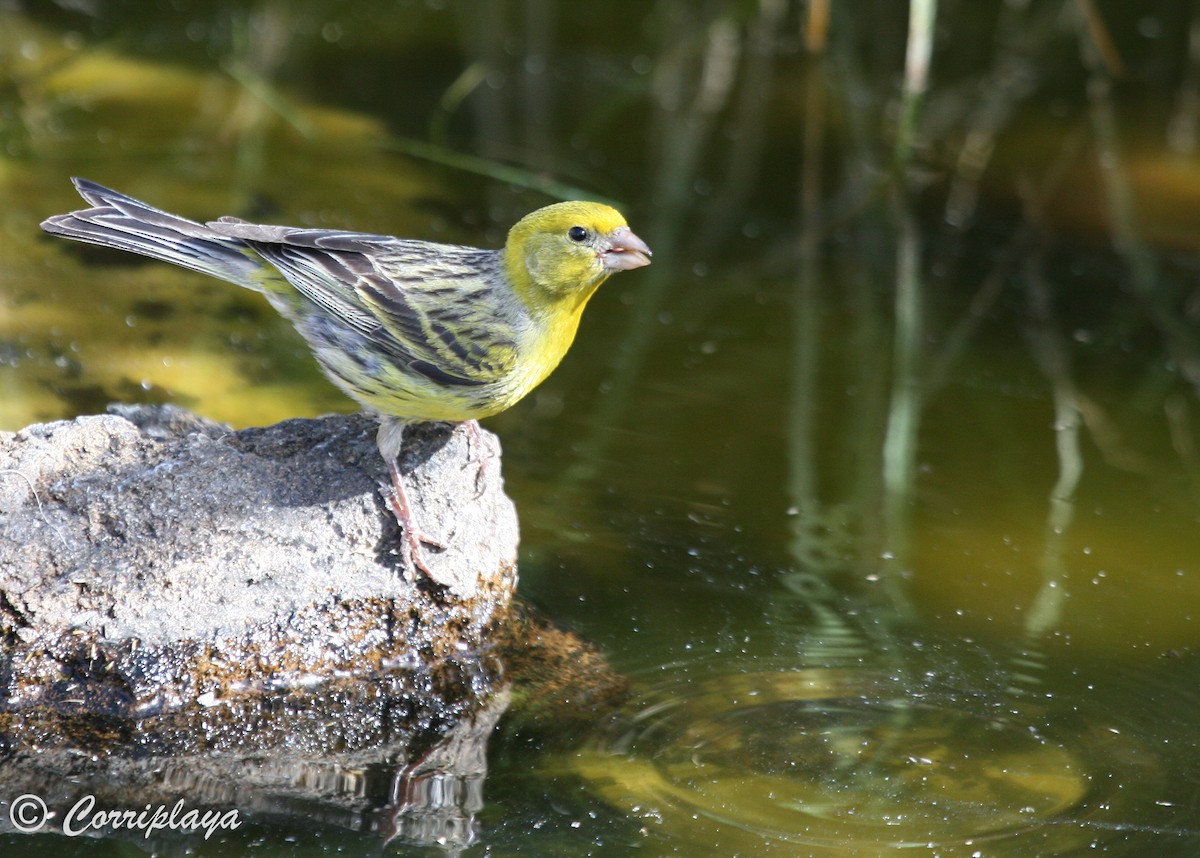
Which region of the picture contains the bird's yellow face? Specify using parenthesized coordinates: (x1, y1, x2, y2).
(504, 201, 651, 317)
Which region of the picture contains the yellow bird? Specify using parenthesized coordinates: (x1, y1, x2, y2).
(42, 179, 651, 576)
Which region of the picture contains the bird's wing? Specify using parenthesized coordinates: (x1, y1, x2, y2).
(208, 221, 520, 386)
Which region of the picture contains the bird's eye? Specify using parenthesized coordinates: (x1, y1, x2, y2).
(568, 226, 589, 243)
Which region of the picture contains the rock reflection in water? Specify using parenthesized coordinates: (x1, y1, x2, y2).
(0, 668, 505, 851)
(0, 611, 627, 852)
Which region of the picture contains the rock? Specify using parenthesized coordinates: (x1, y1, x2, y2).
(0, 404, 519, 720)
(0, 407, 632, 848)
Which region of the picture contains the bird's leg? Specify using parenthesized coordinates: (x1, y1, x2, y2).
(377, 420, 445, 578)
(382, 457, 446, 577)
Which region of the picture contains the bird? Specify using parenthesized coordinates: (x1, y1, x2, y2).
(41, 178, 651, 578)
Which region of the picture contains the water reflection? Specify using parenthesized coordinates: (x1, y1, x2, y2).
(1, 682, 505, 852)
(0, 608, 627, 854)
(7, 1, 1200, 855)
(574, 640, 1200, 856)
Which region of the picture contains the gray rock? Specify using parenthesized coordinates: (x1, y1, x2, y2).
(0, 406, 630, 852)
(0, 404, 519, 718)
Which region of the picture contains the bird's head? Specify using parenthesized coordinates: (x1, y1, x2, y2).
(505, 201, 651, 315)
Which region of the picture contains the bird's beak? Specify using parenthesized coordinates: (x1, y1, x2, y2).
(602, 226, 652, 272)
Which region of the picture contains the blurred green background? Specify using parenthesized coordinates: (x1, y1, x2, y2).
(6, 0, 1200, 854)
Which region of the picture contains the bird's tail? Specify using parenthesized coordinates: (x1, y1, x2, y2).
(41, 178, 266, 291)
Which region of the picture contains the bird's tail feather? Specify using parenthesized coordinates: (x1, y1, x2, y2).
(41, 178, 266, 291)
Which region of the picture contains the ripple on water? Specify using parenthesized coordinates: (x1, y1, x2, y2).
(573, 660, 1185, 856)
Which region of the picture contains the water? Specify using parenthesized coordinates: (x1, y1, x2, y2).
(4, 1, 1200, 854)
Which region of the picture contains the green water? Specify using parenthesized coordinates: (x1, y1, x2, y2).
(5, 1, 1200, 854)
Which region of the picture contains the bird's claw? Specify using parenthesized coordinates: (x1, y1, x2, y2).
(399, 528, 445, 579)
(462, 420, 495, 498)
(380, 480, 445, 579)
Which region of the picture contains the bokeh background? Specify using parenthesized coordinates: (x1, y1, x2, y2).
(6, 1, 1200, 854)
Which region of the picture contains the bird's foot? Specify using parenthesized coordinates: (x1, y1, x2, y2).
(379, 444, 447, 581)
(462, 419, 495, 498)
(380, 480, 446, 578)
